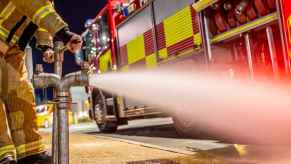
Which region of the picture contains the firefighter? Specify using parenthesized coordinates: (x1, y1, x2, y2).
(0, 0, 82, 163)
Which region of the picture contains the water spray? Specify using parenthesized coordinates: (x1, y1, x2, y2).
(89, 69, 291, 146)
(33, 41, 89, 164)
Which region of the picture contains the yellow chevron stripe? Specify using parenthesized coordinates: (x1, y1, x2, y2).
(127, 35, 145, 64)
(164, 6, 193, 47)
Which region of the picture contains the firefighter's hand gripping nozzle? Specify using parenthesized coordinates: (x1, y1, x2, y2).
(33, 41, 89, 164)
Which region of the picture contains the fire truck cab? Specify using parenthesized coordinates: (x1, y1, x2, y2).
(83, 0, 291, 133)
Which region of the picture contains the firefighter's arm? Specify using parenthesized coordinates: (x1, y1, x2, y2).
(11, 0, 82, 52)
(11, 0, 66, 36)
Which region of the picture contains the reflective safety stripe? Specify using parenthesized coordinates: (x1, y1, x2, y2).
(16, 140, 45, 155)
(0, 2, 16, 24)
(32, 5, 55, 25)
(127, 35, 145, 64)
(0, 27, 9, 40)
(0, 26, 18, 44)
(0, 2, 18, 44)
(192, 0, 218, 12)
(0, 145, 16, 158)
(38, 28, 47, 32)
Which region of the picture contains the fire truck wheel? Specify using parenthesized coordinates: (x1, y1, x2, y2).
(92, 89, 118, 133)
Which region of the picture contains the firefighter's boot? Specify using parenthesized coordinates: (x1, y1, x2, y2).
(18, 152, 52, 164)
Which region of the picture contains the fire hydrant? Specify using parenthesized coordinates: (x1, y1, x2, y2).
(33, 41, 89, 164)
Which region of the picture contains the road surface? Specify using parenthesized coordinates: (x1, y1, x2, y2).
(41, 118, 291, 164)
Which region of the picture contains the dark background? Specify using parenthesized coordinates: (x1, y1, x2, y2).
(34, 0, 106, 103)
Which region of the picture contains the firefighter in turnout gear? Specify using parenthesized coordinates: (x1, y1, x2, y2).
(0, 0, 82, 163)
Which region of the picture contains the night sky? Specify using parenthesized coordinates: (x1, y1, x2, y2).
(34, 0, 106, 103)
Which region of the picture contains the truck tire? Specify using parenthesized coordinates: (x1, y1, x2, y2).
(92, 89, 118, 133)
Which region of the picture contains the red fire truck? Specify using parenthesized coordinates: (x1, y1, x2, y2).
(83, 0, 291, 133)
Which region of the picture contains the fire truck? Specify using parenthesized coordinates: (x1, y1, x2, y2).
(82, 0, 291, 133)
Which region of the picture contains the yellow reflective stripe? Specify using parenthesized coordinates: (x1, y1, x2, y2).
(0, 27, 8, 39)
(0, 2, 16, 24)
(0, 3, 19, 44)
(32, 5, 55, 25)
(0, 26, 18, 44)
(38, 28, 47, 32)
(192, 0, 218, 12)
(0, 145, 16, 157)
(0, 3, 17, 44)
(211, 13, 278, 43)
(16, 140, 45, 155)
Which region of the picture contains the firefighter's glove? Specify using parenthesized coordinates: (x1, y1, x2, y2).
(55, 27, 83, 53)
(42, 48, 55, 63)
(67, 34, 82, 53)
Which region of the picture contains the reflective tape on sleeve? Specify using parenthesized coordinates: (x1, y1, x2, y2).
(32, 5, 55, 25)
(0, 145, 16, 158)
